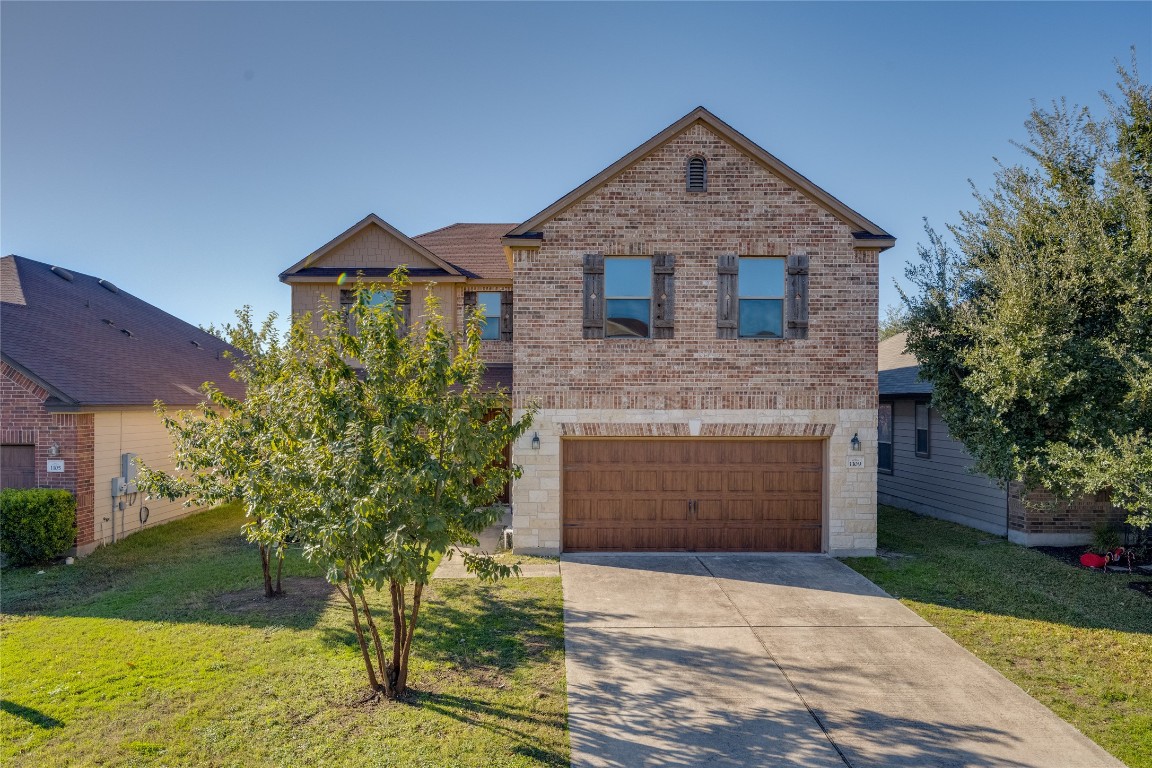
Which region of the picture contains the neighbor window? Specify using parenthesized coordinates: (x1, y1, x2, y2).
(878, 402, 893, 473)
(604, 257, 652, 338)
(476, 291, 501, 340)
(737, 257, 785, 338)
(915, 401, 930, 457)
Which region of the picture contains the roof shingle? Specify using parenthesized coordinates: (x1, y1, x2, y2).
(1, 255, 244, 408)
(878, 331, 933, 397)
(413, 223, 516, 282)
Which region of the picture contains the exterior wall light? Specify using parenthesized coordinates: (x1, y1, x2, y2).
(47, 442, 60, 457)
(850, 433, 862, 451)
(530, 432, 541, 450)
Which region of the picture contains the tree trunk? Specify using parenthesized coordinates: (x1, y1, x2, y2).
(358, 593, 390, 697)
(274, 546, 284, 595)
(259, 542, 274, 598)
(337, 578, 381, 693)
(396, 581, 423, 695)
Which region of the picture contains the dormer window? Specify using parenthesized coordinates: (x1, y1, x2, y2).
(686, 156, 707, 192)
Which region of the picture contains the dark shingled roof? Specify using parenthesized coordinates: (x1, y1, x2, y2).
(878, 331, 933, 397)
(1, 255, 243, 408)
(413, 223, 516, 282)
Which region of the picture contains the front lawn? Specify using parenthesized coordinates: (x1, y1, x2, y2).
(0, 505, 568, 767)
(843, 506, 1152, 768)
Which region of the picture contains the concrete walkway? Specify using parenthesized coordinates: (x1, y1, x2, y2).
(562, 554, 1124, 768)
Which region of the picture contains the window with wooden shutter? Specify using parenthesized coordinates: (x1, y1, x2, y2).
(341, 288, 410, 335)
(737, 257, 785, 338)
(500, 291, 513, 341)
(687, 156, 707, 192)
(605, 257, 653, 338)
(716, 254, 738, 339)
(582, 253, 605, 339)
(652, 253, 675, 339)
(784, 254, 810, 340)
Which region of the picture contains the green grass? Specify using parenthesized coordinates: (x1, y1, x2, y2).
(843, 506, 1152, 768)
(1, 505, 568, 767)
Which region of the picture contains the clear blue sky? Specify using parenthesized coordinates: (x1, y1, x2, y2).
(3, 2, 1148, 330)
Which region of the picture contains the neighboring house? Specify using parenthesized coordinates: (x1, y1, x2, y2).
(0, 255, 243, 556)
(878, 332, 1124, 546)
(281, 107, 895, 556)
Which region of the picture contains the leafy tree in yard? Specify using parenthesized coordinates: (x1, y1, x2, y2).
(900, 55, 1152, 531)
(142, 272, 533, 698)
(138, 309, 296, 597)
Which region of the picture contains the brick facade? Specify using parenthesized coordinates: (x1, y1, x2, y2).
(512, 124, 878, 413)
(510, 122, 882, 556)
(1008, 483, 1128, 546)
(0, 361, 96, 550)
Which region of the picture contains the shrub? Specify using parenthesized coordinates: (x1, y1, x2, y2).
(0, 488, 76, 566)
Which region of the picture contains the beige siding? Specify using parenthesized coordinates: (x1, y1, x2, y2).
(292, 281, 461, 335)
(93, 409, 207, 546)
(311, 224, 440, 270)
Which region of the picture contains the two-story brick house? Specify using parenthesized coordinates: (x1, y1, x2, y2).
(280, 107, 894, 557)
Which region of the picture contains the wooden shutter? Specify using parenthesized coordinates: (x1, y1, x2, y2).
(784, 254, 810, 340)
(583, 253, 605, 339)
(399, 290, 412, 333)
(716, 254, 738, 339)
(463, 291, 478, 336)
(652, 254, 675, 339)
(500, 291, 513, 341)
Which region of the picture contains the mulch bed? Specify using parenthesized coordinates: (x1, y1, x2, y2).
(1033, 545, 1152, 601)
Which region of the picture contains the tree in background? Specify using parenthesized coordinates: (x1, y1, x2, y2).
(901, 55, 1152, 531)
(138, 309, 296, 597)
(141, 272, 533, 698)
(878, 303, 909, 341)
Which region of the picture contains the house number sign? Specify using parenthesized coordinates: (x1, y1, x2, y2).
(47, 460, 65, 473)
(846, 457, 864, 469)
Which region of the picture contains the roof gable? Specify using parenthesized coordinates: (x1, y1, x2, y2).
(506, 107, 894, 248)
(280, 213, 463, 280)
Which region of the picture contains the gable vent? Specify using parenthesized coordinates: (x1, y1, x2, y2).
(98, 278, 119, 294)
(686, 156, 707, 192)
(50, 265, 75, 281)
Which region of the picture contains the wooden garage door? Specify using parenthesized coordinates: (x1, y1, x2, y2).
(563, 439, 823, 552)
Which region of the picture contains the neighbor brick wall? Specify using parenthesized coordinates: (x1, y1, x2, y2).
(512, 122, 879, 412)
(1009, 483, 1127, 543)
(0, 361, 95, 549)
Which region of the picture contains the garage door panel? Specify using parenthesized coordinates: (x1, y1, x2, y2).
(660, 500, 689, 522)
(695, 471, 724, 493)
(563, 439, 823, 553)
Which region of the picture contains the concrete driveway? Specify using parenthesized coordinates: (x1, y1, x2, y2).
(561, 554, 1123, 768)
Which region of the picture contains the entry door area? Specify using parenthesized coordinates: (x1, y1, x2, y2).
(562, 438, 824, 552)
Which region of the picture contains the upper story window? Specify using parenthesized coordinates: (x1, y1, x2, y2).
(465, 290, 513, 341)
(476, 291, 502, 340)
(687, 156, 707, 192)
(878, 402, 894, 473)
(604, 257, 652, 338)
(737, 257, 785, 338)
(915, 401, 931, 457)
(341, 288, 410, 334)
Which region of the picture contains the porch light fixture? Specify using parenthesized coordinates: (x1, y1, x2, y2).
(850, 433, 862, 451)
(47, 442, 60, 457)
(530, 432, 541, 450)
